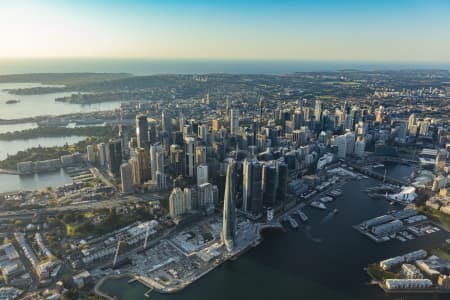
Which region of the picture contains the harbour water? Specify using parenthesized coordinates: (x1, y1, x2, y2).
(0, 122, 38, 134)
(0, 83, 122, 119)
(0, 170, 72, 194)
(100, 164, 449, 300)
(0, 136, 86, 161)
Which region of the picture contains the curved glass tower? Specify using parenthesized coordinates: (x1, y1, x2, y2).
(222, 160, 236, 252)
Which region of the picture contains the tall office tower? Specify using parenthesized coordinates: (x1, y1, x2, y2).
(222, 160, 237, 252)
(136, 114, 149, 149)
(169, 187, 185, 218)
(156, 170, 166, 189)
(343, 101, 351, 115)
(226, 96, 231, 120)
(184, 136, 196, 177)
(398, 121, 408, 141)
(172, 131, 183, 146)
(156, 150, 164, 174)
(120, 162, 133, 194)
(179, 111, 186, 131)
(119, 124, 129, 158)
(107, 139, 123, 176)
(129, 157, 141, 185)
(242, 159, 263, 215)
(135, 147, 150, 182)
(335, 135, 347, 158)
(345, 132, 356, 155)
(230, 108, 240, 135)
(344, 113, 353, 130)
(293, 108, 304, 129)
(148, 120, 158, 144)
(197, 164, 208, 186)
(150, 143, 163, 182)
(303, 107, 311, 123)
(183, 187, 193, 211)
(182, 124, 192, 137)
(262, 164, 278, 206)
(314, 99, 323, 125)
(198, 182, 214, 208)
(419, 120, 430, 136)
(162, 110, 172, 138)
(375, 106, 384, 123)
(86, 145, 95, 162)
(170, 144, 185, 176)
(212, 119, 221, 132)
(97, 143, 106, 166)
(277, 162, 288, 203)
(318, 131, 328, 144)
(354, 138, 366, 157)
(258, 97, 264, 131)
(198, 124, 208, 142)
(408, 113, 416, 130)
(195, 145, 207, 166)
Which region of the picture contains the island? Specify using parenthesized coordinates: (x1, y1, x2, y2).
(5, 99, 20, 104)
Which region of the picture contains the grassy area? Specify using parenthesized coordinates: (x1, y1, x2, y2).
(62, 208, 153, 237)
(367, 263, 402, 281)
(430, 244, 450, 261)
(417, 205, 450, 231)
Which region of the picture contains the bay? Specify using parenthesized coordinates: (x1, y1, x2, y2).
(101, 164, 448, 300)
(0, 83, 122, 119)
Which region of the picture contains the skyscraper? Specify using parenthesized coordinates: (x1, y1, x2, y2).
(314, 99, 323, 127)
(107, 139, 122, 176)
(150, 143, 164, 182)
(136, 114, 149, 150)
(230, 108, 240, 135)
(222, 160, 237, 252)
(120, 162, 133, 194)
(169, 187, 185, 218)
(128, 157, 141, 185)
(162, 110, 172, 143)
(119, 124, 129, 158)
(97, 143, 106, 166)
(86, 145, 95, 162)
(135, 147, 150, 182)
(197, 164, 208, 186)
(335, 135, 347, 158)
(184, 136, 196, 177)
(242, 159, 263, 215)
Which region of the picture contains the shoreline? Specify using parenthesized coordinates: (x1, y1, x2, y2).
(94, 222, 283, 299)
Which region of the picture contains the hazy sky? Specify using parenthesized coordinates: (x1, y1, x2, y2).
(1, 0, 450, 61)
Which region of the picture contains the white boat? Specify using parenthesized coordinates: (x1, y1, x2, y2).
(310, 201, 327, 210)
(297, 210, 308, 222)
(319, 196, 333, 203)
(287, 216, 299, 229)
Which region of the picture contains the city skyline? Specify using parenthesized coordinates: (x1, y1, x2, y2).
(1, 0, 450, 62)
